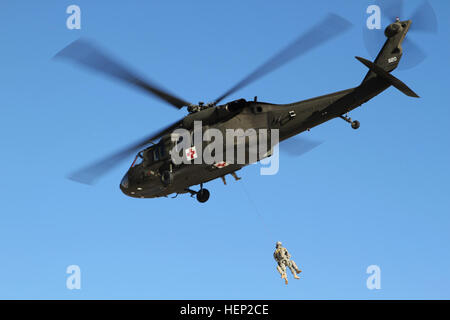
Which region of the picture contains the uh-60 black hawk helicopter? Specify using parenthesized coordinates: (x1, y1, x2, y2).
(56, 13, 423, 203)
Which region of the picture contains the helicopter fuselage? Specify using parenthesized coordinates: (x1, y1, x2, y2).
(115, 19, 414, 201)
(120, 77, 390, 199)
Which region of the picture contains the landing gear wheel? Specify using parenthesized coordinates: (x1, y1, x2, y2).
(340, 114, 360, 130)
(196, 188, 210, 203)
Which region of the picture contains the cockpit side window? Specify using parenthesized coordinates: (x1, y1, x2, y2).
(153, 144, 166, 161)
(141, 143, 167, 165)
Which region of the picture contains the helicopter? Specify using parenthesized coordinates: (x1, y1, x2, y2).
(55, 13, 423, 203)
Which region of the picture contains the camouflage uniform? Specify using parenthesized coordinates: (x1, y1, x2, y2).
(273, 241, 301, 284)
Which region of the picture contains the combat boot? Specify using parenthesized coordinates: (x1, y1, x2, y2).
(281, 273, 288, 285)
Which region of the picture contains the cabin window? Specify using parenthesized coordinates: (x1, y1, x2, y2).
(160, 145, 166, 157)
(252, 106, 263, 113)
(153, 148, 160, 161)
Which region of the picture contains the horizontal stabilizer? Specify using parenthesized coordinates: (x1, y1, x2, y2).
(356, 56, 420, 98)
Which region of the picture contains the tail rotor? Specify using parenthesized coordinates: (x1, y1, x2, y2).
(362, 0, 438, 70)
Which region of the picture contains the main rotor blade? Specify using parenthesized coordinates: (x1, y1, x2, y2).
(54, 39, 191, 109)
(68, 119, 183, 185)
(362, 25, 387, 60)
(213, 14, 352, 105)
(280, 136, 323, 157)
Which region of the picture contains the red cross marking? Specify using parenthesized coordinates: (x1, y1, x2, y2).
(187, 148, 196, 159)
(215, 161, 228, 168)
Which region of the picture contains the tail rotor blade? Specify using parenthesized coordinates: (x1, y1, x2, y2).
(377, 0, 404, 22)
(410, 0, 438, 34)
(364, 0, 436, 69)
(362, 25, 386, 59)
(398, 37, 427, 70)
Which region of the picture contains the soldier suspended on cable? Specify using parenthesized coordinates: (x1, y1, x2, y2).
(273, 241, 302, 285)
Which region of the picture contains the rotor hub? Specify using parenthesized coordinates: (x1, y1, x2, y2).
(187, 101, 216, 113)
(385, 21, 403, 38)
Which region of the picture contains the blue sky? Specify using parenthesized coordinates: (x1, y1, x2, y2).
(0, 0, 449, 299)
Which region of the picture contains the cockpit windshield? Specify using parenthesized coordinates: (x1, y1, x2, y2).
(131, 143, 166, 168)
(131, 151, 144, 168)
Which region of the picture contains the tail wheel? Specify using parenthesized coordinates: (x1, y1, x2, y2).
(351, 120, 360, 130)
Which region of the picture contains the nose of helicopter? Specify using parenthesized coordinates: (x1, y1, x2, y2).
(119, 172, 165, 199)
(119, 172, 148, 198)
(120, 173, 130, 195)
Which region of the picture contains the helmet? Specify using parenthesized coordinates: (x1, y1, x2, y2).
(276, 241, 282, 248)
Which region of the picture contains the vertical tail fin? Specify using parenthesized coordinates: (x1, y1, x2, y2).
(362, 19, 412, 83)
